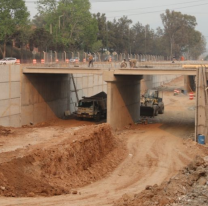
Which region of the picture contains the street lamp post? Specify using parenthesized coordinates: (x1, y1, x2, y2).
(54, 51, 57, 63)
(43, 51, 46, 63)
(64, 51, 66, 62)
(59, 15, 64, 31)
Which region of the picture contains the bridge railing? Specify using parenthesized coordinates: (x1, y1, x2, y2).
(14, 51, 167, 64)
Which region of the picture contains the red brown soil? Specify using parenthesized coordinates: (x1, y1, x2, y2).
(0, 124, 126, 197)
(114, 153, 208, 206)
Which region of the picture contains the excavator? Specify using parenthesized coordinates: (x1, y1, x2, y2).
(140, 89, 164, 117)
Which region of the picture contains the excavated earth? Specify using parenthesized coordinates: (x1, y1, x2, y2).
(0, 124, 126, 197)
(0, 75, 208, 206)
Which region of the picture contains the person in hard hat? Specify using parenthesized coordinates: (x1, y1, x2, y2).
(129, 58, 137, 68)
(88, 54, 94, 67)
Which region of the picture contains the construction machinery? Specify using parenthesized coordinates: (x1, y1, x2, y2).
(74, 92, 107, 121)
(140, 89, 164, 117)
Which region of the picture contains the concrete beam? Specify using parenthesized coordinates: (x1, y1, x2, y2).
(24, 66, 198, 76)
(114, 68, 197, 75)
(23, 67, 103, 75)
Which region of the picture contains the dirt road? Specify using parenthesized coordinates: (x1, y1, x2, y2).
(0, 76, 207, 206)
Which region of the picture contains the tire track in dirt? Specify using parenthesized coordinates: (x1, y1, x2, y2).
(1, 123, 200, 206)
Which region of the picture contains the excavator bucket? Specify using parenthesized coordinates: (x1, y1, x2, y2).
(140, 106, 155, 117)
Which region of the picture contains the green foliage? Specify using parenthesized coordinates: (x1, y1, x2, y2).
(160, 9, 205, 58)
(0, 0, 30, 57)
(29, 28, 53, 52)
(1, 1, 206, 60)
(204, 55, 208, 61)
(91, 40, 103, 53)
(34, 0, 97, 51)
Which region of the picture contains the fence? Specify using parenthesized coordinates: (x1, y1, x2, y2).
(30, 51, 165, 64)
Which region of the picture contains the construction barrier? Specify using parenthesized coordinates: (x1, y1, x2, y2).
(189, 92, 194, 100)
(65, 59, 69, 63)
(41, 59, 45, 64)
(33, 59, 37, 64)
(16, 59, 20, 64)
(83, 58, 86, 63)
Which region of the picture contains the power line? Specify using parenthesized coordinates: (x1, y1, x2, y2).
(92, 0, 208, 13)
(106, 2, 208, 18)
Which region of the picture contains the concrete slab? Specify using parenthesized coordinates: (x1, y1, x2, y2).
(21, 105, 34, 125)
(9, 114, 21, 127)
(0, 66, 9, 82)
(11, 65, 21, 81)
(10, 98, 21, 115)
(11, 82, 21, 98)
(0, 99, 10, 117)
(0, 83, 10, 100)
(0, 116, 10, 127)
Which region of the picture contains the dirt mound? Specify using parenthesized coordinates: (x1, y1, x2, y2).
(0, 126, 13, 136)
(0, 124, 126, 197)
(114, 155, 208, 206)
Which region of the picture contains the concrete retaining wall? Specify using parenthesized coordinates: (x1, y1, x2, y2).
(21, 73, 70, 125)
(0, 65, 21, 127)
(141, 75, 181, 94)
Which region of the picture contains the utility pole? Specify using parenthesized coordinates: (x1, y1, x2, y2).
(145, 25, 147, 56)
(50, 24, 52, 34)
(106, 22, 108, 52)
(59, 15, 64, 31)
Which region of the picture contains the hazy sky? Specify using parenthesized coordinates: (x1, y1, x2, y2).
(25, 0, 208, 42)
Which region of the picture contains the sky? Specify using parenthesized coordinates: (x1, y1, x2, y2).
(25, 0, 208, 47)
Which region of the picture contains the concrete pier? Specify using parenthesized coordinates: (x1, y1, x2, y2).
(103, 71, 143, 129)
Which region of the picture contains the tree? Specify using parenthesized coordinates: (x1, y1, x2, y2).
(161, 10, 198, 58)
(0, 0, 30, 57)
(29, 28, 53, 53)
(187, 32, 206, 59)
(34, 0, 98, 51)
(106, 16, 132, 54)
(93, 13, 108, 51)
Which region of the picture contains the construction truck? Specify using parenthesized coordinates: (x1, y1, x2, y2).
(140, 89, 164, 117)
(74, 92, 107, 121)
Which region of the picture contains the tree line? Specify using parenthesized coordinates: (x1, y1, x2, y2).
(0, 0, 206, 60)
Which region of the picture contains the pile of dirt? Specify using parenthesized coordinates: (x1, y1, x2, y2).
(114, 155, 208, 206)
(0, 124, 127, 197)
(0, 126, 13, 136)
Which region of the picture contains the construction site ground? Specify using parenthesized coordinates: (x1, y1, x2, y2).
(0, 76, 208, 206)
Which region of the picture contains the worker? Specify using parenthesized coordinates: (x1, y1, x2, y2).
(88, 54, 94, 67)
(120, 58, 127, 68)
(172, 56, 176, 63)
(128, 58, 137, 68)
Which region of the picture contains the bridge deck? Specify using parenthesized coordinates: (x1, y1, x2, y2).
(23, 66, 201, 75)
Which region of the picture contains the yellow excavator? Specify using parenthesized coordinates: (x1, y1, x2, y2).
(140, 89, 164, 117)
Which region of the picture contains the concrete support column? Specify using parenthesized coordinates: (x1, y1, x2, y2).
(195, 67, 207, 142)
(103, 71, 143, 129)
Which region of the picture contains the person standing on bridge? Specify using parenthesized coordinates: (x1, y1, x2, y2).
(88, 54, 94, 67)
(129, 58, 137, 68)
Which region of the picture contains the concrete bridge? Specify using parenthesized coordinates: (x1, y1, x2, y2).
(0, 63, 208, 142)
